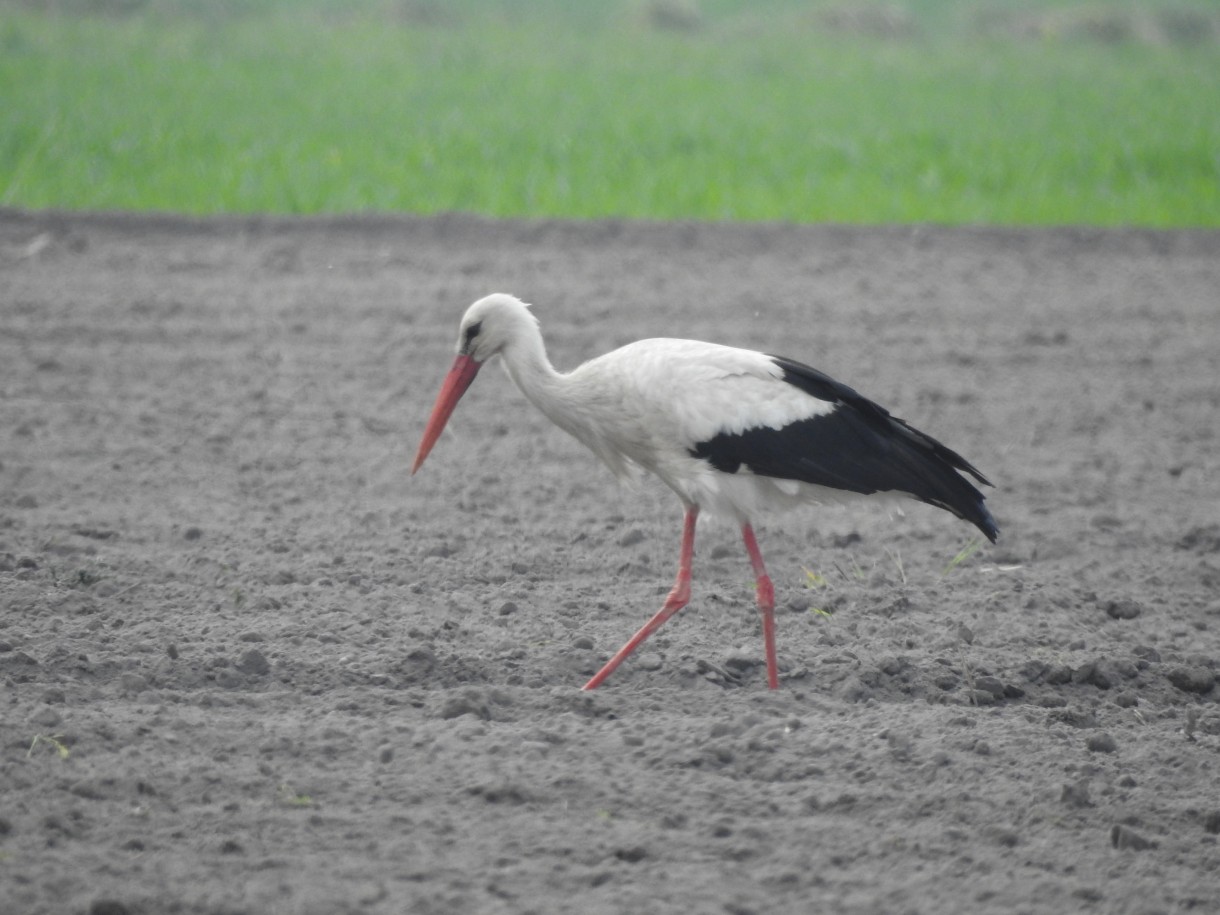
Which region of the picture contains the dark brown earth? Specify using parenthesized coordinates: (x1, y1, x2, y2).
(2, 209, 1219, 915)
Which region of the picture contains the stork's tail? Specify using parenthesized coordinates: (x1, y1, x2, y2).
(886, 416, 998, 543)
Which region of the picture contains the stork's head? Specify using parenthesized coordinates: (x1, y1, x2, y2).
(411, 294, 536, 474)
(454, 293, 538, 363)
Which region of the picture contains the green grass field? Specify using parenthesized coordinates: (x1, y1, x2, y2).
(1, 0, 1218, 225)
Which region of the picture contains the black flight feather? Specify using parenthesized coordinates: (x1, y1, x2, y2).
(689, 355, 998, 542)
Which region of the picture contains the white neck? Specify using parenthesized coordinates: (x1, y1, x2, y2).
(494, 316, 636, 481)
(498, 321, 573, 428)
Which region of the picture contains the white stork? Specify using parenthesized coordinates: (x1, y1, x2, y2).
(412, 293, 997, 690)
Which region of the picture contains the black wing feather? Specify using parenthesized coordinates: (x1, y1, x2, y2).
(689, 355, 998, 542)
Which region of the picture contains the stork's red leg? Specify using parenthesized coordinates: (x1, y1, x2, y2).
(741, 524, 779, 689)
(582, 505, 699, 690)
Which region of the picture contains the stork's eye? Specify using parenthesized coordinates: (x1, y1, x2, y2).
(461, 321, 483, 353)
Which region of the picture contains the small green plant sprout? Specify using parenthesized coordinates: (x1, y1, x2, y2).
(801, 567, 827, 589)
(800, 567, 834, 618)
(885, 547, 906, 584)
(277, 783, 313, 807)
(942, 538, 983, 577)
(28, 734, 71, 760)
(831, 557, 868, 582)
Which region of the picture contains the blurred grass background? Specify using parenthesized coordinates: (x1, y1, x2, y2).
(1, 0, 1217, 225)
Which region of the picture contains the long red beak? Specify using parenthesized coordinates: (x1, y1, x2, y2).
(411, 354, 482, 474)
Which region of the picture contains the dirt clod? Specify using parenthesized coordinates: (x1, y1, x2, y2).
(1167, 666, 1216, 695)
(1111, 825, 1157, 851)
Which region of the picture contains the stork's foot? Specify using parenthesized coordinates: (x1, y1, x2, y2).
(582, 505, 699, 690)
(581, 582, 690, 690)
